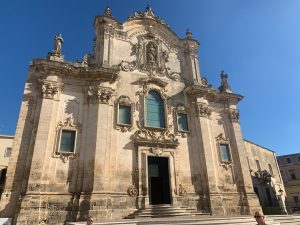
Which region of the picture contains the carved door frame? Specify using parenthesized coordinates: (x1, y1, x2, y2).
(137, 146, 179, 208)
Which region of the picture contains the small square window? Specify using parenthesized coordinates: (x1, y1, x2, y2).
(289, 169, 296, 180)
(219, 144, 231, 162)
(177, 113, 188, 131)
(293, 196, 299, 203)
(59, 130, 76, 153)
(4, 148, 12, 157)
(286, 157, 292, 164)
(118, 105, 131, 125)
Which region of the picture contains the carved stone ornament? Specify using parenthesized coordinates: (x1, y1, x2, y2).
(119, 34, 181, 80)
(131, 128, 179, 148)
(252, 169, 273, 184)
(127, 185, 138, 197)
(196, 103, 212, 118)
(230, 109, 240, 123)
(219, 161, 233, 170)
(115, 95, 134, 132)
(215, 133, 229, 142)
(149, 147, 163, 156)
(179, 184, 187, 196)
(86, 86, 114, 104)
(40, 80, 62, 100)
(200, 77, 212, 87)
(127, 6, 169, 28)
(218, 70, 232, 93)
(52, 117, 81, 163)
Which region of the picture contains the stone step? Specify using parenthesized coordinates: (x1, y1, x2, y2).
(268, 215, 300, 224)
(67, 215, 278, 225)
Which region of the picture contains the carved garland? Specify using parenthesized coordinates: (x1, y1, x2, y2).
(115, 95, 134, 132)
(52, 117, 81, 163)
(215, 133, 233, 170)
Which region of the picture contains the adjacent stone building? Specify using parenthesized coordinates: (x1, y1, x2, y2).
(277, 153, 300, 212)
(0, 135, 14, 196)
(0, 7, 262, 224)
(244, 140, 287, 214)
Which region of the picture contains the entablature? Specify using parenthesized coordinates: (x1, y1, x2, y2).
(31, 59, 119, 82)
(185, 82, 243, 106)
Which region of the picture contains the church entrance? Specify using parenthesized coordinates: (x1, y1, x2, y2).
(148, 156, 171, 205)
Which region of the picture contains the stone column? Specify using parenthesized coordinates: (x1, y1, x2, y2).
(227, 108, 261, 214)
(195, 102, 225, 215)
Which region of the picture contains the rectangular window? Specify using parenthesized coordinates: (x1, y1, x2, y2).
(268, 164, 273, 175)
(4, 148, 12, 157)
(118, 105, 131, 125)
(59, 130, 76, 153)
(256, 160, 261, 171)
(293, 196, 299, 203)
(177, 113, 188, 131)
(298, 156, 300, 162)
(219, 144, 231, 162)
(286, 157, 292, 164)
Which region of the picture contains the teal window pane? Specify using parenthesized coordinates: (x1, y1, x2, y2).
(118, 105, 131, 125)
(146, 91, 165, 128)
(220, 144, 230, 161)
(178, 113, 188, 131)
(60, 130, 76, 153)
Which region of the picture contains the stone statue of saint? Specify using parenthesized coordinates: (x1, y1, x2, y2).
(53, 34, 63, 55)
(147, 42, 157, 64)
(218, 70, 232, 93)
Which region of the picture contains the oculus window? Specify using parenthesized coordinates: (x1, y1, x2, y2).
(59, 130, 76, 153)
(145, 91, 165, 128)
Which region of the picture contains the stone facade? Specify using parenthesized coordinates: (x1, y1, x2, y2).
(244, 140, 287, 214)
(277, 153, 300, 212)
(0, 135, 14, 195)
(0, 7, 261, 225)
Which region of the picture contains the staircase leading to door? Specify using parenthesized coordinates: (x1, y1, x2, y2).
(126, 204, 210, 218)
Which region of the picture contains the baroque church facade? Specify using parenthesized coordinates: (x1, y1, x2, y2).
(0, 7, 261, 224)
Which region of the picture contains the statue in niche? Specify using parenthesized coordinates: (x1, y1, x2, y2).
(146, 42, 157, 65)
(53, 34, 63, 55)
(160, 50, 169, 70)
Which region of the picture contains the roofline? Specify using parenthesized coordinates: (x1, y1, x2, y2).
(0, 135, 14, 139)
(277, 153, 300, 158)
(243, 139, 275, 153)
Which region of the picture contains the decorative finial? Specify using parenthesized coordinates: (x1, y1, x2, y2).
(104, 6, 112, 16)
(218, 70, 232, 93)
(53, 33, 63, 55)
(186, 29, 193, 39)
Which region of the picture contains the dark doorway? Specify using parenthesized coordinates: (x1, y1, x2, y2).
(148, 156, 171, 205)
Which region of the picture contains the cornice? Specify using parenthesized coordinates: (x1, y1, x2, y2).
(31, 59, 119, 82)
(185, 82, 243, 105)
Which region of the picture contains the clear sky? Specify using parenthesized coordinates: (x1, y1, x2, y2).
(1, 0, 299, 156)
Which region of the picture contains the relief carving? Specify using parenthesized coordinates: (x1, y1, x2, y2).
(119, 34, 181, 80)
(196, 103, 212, 118)
(179, 184, 187, 196)
(86, 86, 114, 104)
(40, 80, 62, 100)
(127, 185, 138, 197)
(230, 109, 240, 123)
(131, 128, 178, 148)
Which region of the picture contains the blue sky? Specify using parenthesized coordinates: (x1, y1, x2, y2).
(1, 0, 299, 156)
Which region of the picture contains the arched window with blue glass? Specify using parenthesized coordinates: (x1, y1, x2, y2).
(145, 90, 166, 128)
